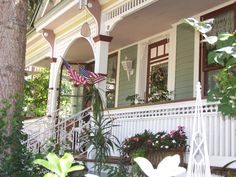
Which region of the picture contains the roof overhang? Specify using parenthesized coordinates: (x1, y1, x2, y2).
(34, 0, 82, 32)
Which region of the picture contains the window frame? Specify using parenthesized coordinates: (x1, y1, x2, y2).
(106, 52, 118, 108)
(146, 38, 169, 101)
(200, 3, 236, 96)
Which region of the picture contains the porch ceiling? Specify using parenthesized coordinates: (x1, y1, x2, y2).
(109, 0, 232, 52)
(64, 38, 94, 63)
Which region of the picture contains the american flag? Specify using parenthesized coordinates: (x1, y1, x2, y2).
(79, 65, 106, 84)
(61, 57, 87, 86)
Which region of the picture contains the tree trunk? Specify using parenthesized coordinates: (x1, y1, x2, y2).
(0, 0, 27, 136)
(0, 0, 27, 104)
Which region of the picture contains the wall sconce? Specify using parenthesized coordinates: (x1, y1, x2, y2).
(122, 56, 134, 81)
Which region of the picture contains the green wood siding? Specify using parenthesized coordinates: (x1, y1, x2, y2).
(175, 24, 195, 99)
(118, 45, 137, 107)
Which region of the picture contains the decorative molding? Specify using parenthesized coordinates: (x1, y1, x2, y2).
(93, 35, 113, 42)
(104, 0, 159, 32)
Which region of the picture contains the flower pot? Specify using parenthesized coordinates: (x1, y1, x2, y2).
(146, 148, 184, 167)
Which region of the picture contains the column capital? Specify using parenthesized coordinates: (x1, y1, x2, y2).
(93, 35, 113, 43)
(49, 57, 57, 63)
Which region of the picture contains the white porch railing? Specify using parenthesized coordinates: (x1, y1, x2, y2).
(104, 99, 236, 168)
(23, 107, 91, 154)
(104, 0, 158, 31)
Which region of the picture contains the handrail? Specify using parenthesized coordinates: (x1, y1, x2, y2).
(23, 107, 90, 144)
(23, 108, 62, 129)
(23, 107, 91, 153)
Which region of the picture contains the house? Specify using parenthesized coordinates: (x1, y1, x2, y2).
(25, 0, 236, 169)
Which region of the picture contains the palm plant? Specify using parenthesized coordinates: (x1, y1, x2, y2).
(79, 86, 119, 175)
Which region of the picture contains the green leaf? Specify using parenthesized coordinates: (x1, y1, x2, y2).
(208, 51, 217, 64)
(34, 159, 54, 172)
(47, 153, 61, 175)
(202, 35, 218, 44)
(226, 58, 236, 68)
(214, 53, 226, 66)
(216, 46, 234, 54)
(59, 153, 74, 174)
(218, 104, 233, 115)
(67, 165, 84, 172)
(229, 77, 236, 84)
(44, 173, 58, 177)
(218, 33, 234, 41)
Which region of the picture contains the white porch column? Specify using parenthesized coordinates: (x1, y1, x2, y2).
(41, 29, 57, 117)
(47, 58, 58, 115)
(135, 41, 149, 101)
(93, 35, 113, 107)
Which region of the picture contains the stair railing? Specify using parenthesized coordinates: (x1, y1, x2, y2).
(23, 107, 91, 154)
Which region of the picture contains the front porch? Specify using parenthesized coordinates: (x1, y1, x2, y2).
(24, 0, 236, 175)
(24, 98, 236, 169)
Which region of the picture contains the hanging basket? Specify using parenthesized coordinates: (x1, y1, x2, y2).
(146, 148, 185, 167)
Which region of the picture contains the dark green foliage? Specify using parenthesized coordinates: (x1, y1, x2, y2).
(184, 18, 236, 117)
(24, 69, 71, 117)
(207, 34, 236, 116)
(24, 69, 50, 117)
(0, 98, 33, 177)
(122, 127, 187, 156)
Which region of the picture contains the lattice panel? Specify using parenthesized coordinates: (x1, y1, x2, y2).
(104, 102, 218, 120)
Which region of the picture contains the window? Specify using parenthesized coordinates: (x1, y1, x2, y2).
(200, 3, 236, 95)
(59, 63, 83, 116)
(106, 53, 118, 108)
(146, 39, 169, 102)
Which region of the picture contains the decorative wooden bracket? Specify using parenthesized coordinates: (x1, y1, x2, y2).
(42, 29, 55, 58)
(86, 0, 101, 35)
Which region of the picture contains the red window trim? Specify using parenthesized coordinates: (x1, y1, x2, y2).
(199, 2, 236, 96)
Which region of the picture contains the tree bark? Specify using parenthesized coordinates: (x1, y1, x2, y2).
(0, 0, 27, 137)
(0, 0, 27, 103)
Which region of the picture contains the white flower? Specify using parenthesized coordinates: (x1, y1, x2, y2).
(134, 154, 186, 177)
(165, 146, 168, 149)
(172, 140, 176, 143)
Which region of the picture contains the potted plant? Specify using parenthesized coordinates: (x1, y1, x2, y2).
(122, 126, 187, 167)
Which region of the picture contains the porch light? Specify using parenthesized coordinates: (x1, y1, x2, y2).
(122, 56, 134, 81)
